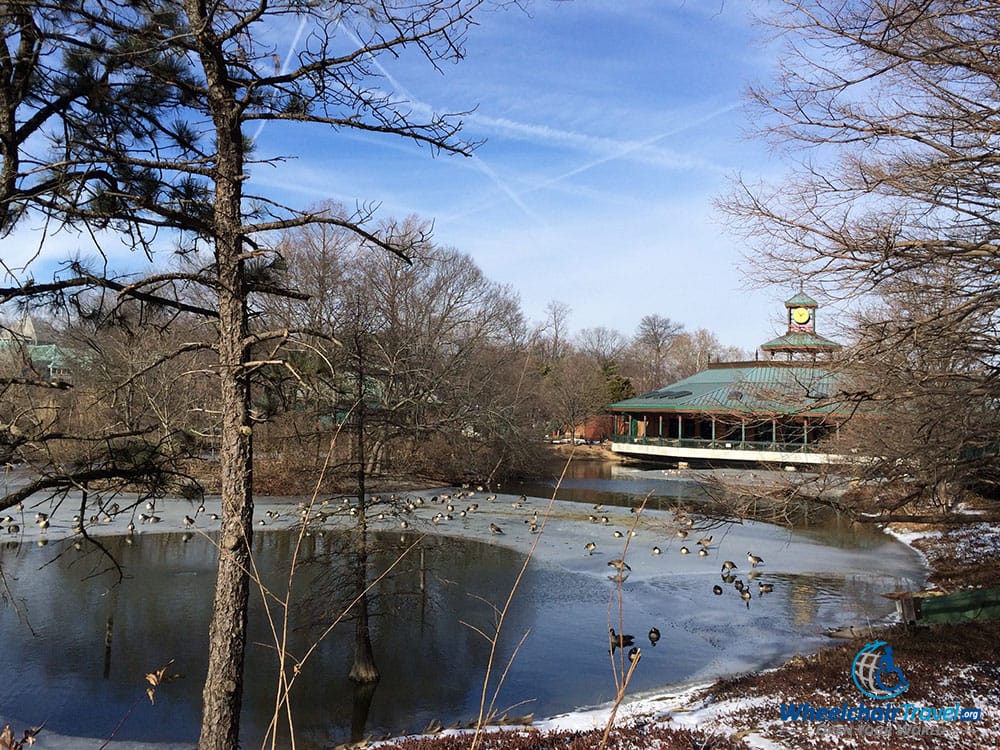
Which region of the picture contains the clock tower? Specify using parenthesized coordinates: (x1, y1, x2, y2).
(760, 290, 841, 360)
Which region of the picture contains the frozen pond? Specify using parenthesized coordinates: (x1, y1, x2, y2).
(0, 471, 925, 747)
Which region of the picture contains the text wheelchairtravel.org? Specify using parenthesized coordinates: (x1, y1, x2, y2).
(780, 701, 983, 723)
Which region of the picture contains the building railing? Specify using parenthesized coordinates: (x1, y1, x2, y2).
(611, 434, 818, 453)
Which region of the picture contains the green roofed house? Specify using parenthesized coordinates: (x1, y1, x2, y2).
(607, 292, 852, 467)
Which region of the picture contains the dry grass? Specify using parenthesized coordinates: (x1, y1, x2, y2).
(384, 720, 747, 750)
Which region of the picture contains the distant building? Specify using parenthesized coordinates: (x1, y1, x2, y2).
(606, 292, 852, 467)
(0, 314, 73, 383)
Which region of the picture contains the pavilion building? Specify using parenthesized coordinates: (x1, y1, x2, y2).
(607, 292, 853, 467)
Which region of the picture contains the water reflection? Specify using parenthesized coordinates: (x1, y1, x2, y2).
(0, 486, 924, 748)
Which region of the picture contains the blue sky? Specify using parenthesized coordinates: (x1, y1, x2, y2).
(5, 1, 802, 352)
(252, 0, 790, 351)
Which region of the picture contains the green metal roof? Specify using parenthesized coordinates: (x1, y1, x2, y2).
(606, 361, 848, 416)
(784, 291, 818, 308)
(760, 331, 842, 351)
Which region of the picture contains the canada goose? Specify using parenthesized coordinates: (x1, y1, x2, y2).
(712, 584, 723, 596)
(747, 551, 764, 568)
(7, 524, 19, 534)
(758, 582, 774, 596)
(613, 530, 623, 538)
(511, 501, 522, 509)
(489, 523, 504, 535)
(721, 560, 738, 572)
(680, 546, 690, 555)
(697, 547, 709, 557)
(400, 520, 409, 529)
(37, 517, 49, 530)
(648, 627, 660, 646)
(627, 646, 640, 662)
(696, 535, 713, 547)
(734, 580, 745, 591)
(486, 494, 497, 502)
(529, 522, 539, 534)
(127, 522, 135, 534)
(608, 628, 635, 651)
(584, 542, 596, 555)
(447, 504, 455, 512)
(588, 515, 599, 523)
(652, 546, 661, 556)
(741, 589, 752, 608)
(209, 513, 219, 521)
(183, 515, 195, 527)
(35, 512, 48, 523)
(601, 516, 610, 524)
(676, 529, 689, 539)
(593, 504, 604, 511)
(607, 559, 631, 572)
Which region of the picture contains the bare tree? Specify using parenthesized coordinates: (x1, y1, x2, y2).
(0, 2, 505, 747)
(627, 313, 684, 393)
(722, 1, 1000, 509)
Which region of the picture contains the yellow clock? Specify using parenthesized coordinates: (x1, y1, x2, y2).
(792, 306, 811, 325)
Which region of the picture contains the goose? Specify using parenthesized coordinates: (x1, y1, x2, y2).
(651, 546, 661, 556)
(676, 529, 689, 539)
(697, 547, 709, 557)
(584, 542, 596, 555)
(183, 515, 195, 527)
(740, 589, 752, 607)
(613, 530, 623, 538)
(721, 560, 738, 572)
(588, 515, 599, 523)
(601, 516, 610, 525)
(696, 535, 713, 547)
(400, 520, 409, 529)
(734, 580, 745, 591)
(758, 582, 774, 596)
(680, 546, 690, 555)
(593, 504, 604, 511)
(608, 628, 635, 651)
(627, 646, 640, 663)
(747, 551, 764, 568)
(607, 559, 631, 573)
(648, 627, 661, 646)
(489, 523, 504, 535)
(712, 584, 723, 596)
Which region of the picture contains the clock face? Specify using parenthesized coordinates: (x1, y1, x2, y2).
(792, 306, 811, 325)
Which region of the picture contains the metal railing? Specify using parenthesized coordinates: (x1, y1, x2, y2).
(611, 434, 817, 453)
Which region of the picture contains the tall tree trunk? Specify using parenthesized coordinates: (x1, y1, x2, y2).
(191, 5, 254, 744)
(350, 345, 379, 684)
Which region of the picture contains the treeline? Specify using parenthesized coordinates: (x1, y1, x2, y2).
(0, 209, 744, 493)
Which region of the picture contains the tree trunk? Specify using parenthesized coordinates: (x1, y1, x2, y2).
(191, 5, 254, 744)
(349, 588, 380, 684)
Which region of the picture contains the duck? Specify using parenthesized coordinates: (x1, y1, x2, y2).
(489, 523, 504, 535)
(747, 551, 764, 568)
(608, 628, 635, 651)
(648, 627, 661, 646)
